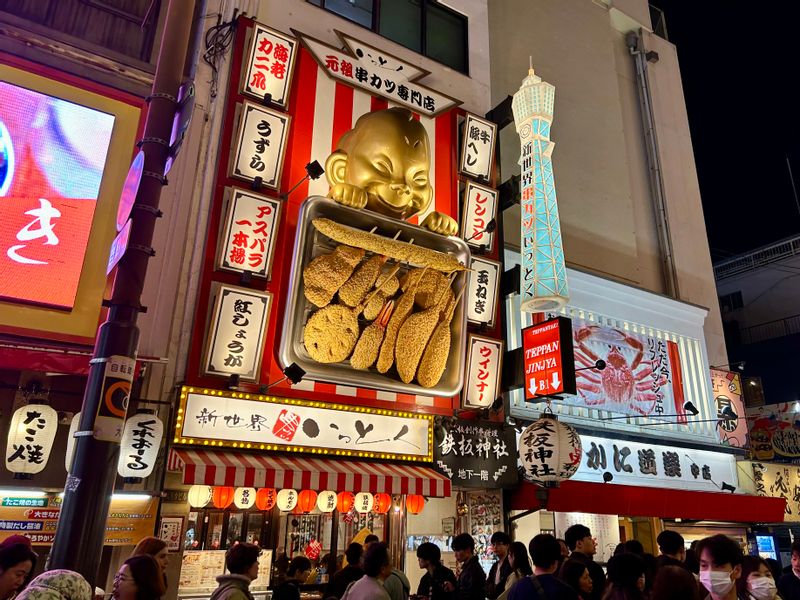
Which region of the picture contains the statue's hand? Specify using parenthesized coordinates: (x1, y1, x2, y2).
(422, 211, 459, 236)
(329, 183, 368, 209)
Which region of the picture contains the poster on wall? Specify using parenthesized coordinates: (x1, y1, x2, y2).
(752, 462, 800, 520)
(434, 420, 517, 488)
(555, 512, 620, 564)
(748, 404, 800, 463)
(711, 369, 747, 448)
(562, 317, 686, 418)
(241, 23, 298, 108)
(230, 102, 290, 191)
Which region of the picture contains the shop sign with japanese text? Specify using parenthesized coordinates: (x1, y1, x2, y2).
(178, 388, 433, 460)
(467, 257, 500, 327)
(241, 23, 298, 109)
(217, 189, 281, 279)
(231, 102, 290, 190)
(461, 181, 498, 252)
(752, 462, 800, 520)
(463, 335, 503, 409)
(572, 434, 738, 493)
(435, 420, 517, 488)
(459, 113, 497, 181)
(748, 404, 800, 463)
(523, 317, 576, 399)
(203, 284, 272, 381)
(95, 355, 135, 443)
(295, 30, 460, 117)
(711, 369, 747, 448)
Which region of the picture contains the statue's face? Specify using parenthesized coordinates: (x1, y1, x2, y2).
(341, 114, 433, 218)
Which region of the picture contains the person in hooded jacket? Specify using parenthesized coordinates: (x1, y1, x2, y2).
(210, 543, 261, 600)
(16, 570, 92, 600)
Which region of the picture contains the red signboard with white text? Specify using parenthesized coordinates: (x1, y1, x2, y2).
(523, 317, 576, 400)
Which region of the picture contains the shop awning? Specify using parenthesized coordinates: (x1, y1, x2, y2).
(170, 449, 451, 497)
(510, 481, 786, 523)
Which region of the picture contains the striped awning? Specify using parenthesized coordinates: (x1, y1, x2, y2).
(169, 449, 451, 497)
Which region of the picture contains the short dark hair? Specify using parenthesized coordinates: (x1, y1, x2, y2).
(657, 530, 685, 555)
(363, 542, 390, 578)
(491, 532, 511, 546)
(607, 552, 645, 589)
(561, 560, 590, 595)
(226, 542, 261, 574)
(695, 534, 743, 568)
(451, 534, 475, 553)
(623, 540, 644, 556)
(529, 534, 561, 569)
(287, 556, 312, 577)
(564, 524, 591, 551)
(651, 565, 700, 600)
(345, 542, 363, 565)
(0, 542, 37, 574)
(417, 542, 441, 564)
(792, 539, 800, 557)
(364, 534, 380, 545)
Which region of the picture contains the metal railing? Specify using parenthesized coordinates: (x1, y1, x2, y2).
(740, 313, 800, 345)
(649, 5, 668, 40)
(714, 235, 800, 280)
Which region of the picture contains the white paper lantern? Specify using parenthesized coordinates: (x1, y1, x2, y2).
(5, 404, 58, 476)
(317, 490, 337, 513)
(519, 415, 582, 486)
(355, 492, 374, 514)
(188, 485, 212, 507)
(65, 412, 81, 473)
(234, 487, 256, 509)
(117, 412, 164, 478)
(276, 488, 298, 512)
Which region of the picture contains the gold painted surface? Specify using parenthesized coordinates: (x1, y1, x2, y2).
(0, 64, 141, 340)
(325, 107, 457, 236)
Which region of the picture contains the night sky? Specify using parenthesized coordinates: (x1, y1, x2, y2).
(649, 1, 800, 260)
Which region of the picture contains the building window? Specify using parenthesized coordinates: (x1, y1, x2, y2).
(719, 291, 744, 313)
(308, 0, 469, 74)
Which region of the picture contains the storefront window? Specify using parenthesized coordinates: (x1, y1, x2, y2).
(205, 512, 225, 550)
(246, 513, 264, 545)
(227, 512, 244, 547)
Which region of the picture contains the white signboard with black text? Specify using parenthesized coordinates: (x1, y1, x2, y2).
(180, 391, 431, 459)
(467, 257, 500, 327)
(460, 113, 497, 181)
(463, 335, 503, 409)
(231, 102, 290, 191)
(217, 188, 281, 278)
(203, 284, 272, 381)
(242, 23, 298, 108)
(461, 181, 498, 251)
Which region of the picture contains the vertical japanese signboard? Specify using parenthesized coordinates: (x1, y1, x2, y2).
(203, 284, 272, 381)
(522, 317, 576, 400)
(461, 181, 498, 251)
(241, 23, 298, 108)
(95, 355, 135, 442)
(463, 335, 503, 408)
(466, 257, 500, 327)
(217, 189, 281, 279)
(459, 113, 497, 181)
(231, 102, 290, 190)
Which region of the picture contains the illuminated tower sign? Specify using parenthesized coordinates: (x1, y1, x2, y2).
(512, 60, 569, 312)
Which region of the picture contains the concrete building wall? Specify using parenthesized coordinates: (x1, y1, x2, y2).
(489, 0, 726, 365)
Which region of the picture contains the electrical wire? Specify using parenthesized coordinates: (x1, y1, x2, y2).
(203, 13, 237, 98)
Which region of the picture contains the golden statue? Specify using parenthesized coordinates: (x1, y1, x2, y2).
(325, 107, 458, 236)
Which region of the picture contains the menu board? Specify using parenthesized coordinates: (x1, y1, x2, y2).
(467, 490, 502, 575)
(179, 550, 272, 593)
(555, 512, 619, 564)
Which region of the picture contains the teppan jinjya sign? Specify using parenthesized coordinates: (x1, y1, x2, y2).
(434, 419, 518, 488)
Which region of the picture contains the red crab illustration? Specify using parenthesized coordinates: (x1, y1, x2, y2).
(573, 324, 667, 415)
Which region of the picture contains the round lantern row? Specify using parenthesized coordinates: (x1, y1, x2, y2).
(187, 485, 425, 514)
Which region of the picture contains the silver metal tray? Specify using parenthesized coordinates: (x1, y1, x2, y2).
(279, 196, 470, 397)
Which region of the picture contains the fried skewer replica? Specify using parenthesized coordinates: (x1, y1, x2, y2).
(303, 245, 365, 307)
(303, 264, 401, 363)
(338, 254, 386, 307)
(350, 300, 395, 370)
(376, 267, 427, 374)
(417, 284, 466, 388)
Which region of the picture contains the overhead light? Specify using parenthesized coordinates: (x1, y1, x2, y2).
(720, 406, 738, 420)
(0, 489, 46, 498)
(57, 492, 152, 501)
(683, 401, 700, 416)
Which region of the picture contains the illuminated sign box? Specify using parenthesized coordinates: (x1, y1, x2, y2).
(522, 316, 576, 400)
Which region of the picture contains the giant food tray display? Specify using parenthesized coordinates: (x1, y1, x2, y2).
(280, 197, 470, 397)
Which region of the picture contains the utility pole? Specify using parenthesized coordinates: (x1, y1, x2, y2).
(49, 0, 196, 583)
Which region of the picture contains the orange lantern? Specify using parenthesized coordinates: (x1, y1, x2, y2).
(212, 486, 235, 509)
(297, 490, 318, 513)
(255, 488, 277, 511)
(336, 491, 354, 513)
(406, 494, 425, 515)
(373, 493, 392, 514)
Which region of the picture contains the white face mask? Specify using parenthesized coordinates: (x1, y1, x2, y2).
(700, 570, 735, 598)
(749, 577, 777, 600)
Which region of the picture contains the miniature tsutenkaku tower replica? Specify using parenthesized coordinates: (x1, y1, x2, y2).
(512, 58, 569, 312)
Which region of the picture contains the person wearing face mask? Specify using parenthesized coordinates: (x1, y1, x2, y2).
(737, 557, 779, 600)
(778, 540, 800, 600)
(697, 534, 744, 600)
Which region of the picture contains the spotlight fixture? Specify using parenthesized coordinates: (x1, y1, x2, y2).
(227, 374, 240, 391)
(721, 482, 736, 494)
(602, 471, 614, 483)
(464, 218, 497, 243)
(719, 405, 738, 421)
(280, 161, 325, 200)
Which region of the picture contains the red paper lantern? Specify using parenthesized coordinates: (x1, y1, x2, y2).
(373, 493, 392, 514)
(336, 491, 354, 513)
(297, 490, 318, 513)
(212, 486, 235, 509)
(255, 488, 277, 511)
(406, 494, 425, 515)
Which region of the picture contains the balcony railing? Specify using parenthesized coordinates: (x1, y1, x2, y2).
(714, 235, 800, 280)
(740, 313, 800, 345)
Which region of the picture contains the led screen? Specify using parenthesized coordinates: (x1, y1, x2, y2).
(0, 81, 115, 309)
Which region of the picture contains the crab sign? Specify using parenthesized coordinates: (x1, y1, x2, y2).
(573, 324, 668, 416)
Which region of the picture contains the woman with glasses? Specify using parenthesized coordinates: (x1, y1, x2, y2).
(112, 555, 165, 600)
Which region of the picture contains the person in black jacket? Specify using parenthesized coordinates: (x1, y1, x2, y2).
(327, 543, 364, 600)
(509, 534, 577, 600)
(563, 525, 606, 600)
(445, 534, 485, 600)
(273, 556, 312, 600)
(778, 539, 800, 600)
(486, 532, 513, 600)
(416, 543, 457, 600)
(655, 530, 688, 571)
